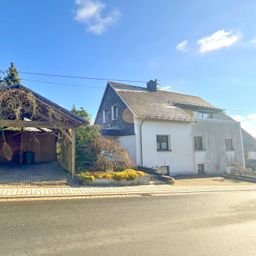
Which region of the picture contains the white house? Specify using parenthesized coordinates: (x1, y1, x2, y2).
(95, 80, 253, 176)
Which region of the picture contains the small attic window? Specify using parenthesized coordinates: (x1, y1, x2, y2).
(103, 109, 109, 123)
(196, 112, 213, 119)
(111, 105, 118, 120)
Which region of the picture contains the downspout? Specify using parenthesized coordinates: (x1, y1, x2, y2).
(238, 122, 246, 168)
(139, 120, 144, 166)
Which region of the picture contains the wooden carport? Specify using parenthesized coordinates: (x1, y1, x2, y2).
(0, 84, 85, 175)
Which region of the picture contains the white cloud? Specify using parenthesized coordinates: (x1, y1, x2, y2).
(197, 29, 241, 53)
(176, 40, 189, 52)
(74, 0, 120, 35)
(233, 113, 256, 137)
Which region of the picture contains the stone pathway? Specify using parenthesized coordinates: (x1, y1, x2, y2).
(1, 184, 256, 200)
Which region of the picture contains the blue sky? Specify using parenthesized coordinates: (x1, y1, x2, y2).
(1, 0, 256, 135)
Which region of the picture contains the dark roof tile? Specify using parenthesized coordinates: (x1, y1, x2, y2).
(109, 82, 217, 122)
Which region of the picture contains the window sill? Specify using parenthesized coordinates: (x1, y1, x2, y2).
(157, 149, 172, 152)
(226, 150, 235, 152)
(194, 149, 206, 152)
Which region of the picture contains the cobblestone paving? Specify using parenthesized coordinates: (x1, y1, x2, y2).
(1, 163, 256, 199)
(1, 184, 256, 199)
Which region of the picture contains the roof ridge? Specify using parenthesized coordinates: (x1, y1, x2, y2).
(108, 81, 147, 91)
(109, 81, 206, 99)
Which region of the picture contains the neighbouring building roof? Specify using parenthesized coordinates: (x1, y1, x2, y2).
(109, 82, 220, 122)
(242, 129, 256, 152)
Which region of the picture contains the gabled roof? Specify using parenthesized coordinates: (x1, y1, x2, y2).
(0, 84, 85, 126)
(242, 129, 256, 151)
(108, 82, 220, 122)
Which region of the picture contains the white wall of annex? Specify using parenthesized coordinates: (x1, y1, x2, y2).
(134, 118, 196, 175)
(118, 135, 137, 165)
(192, 119, 245, 173)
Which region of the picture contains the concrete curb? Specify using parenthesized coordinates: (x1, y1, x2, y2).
(224, 174, 256, 183)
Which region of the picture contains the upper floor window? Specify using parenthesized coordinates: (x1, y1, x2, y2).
(156, 135, 170, 151)
(111, 105, 118, 120)
(194, 136, 204, 151)
(196, 112, 213, 119)
(225, 138, 234, 151)
(103, 108, 109, 123)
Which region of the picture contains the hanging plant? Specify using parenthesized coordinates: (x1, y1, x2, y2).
(1, 130, 13, 161)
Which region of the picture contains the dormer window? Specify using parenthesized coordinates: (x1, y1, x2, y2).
(111, 105, 118, 120)
(196, 112, 213, 119)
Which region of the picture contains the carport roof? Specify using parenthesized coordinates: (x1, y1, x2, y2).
(0, 84, 85, 126)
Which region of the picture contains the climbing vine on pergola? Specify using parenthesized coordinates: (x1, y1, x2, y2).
(0, 88, 69, 126)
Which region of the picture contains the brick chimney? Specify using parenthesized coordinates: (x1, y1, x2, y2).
(147, 79, 158, 92)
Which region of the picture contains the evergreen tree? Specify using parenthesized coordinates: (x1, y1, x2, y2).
(5, 63, 20, 85)
(0, 63, 21, 87)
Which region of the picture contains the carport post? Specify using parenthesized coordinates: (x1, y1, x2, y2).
(71, 128, 76, 176)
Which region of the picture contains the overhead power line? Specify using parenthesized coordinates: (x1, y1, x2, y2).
(17, 71, 147, 84)
(21, 78, 105, 88)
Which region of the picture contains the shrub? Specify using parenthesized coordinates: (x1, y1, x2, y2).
(94, 137, 133, 172)
(71, 107, 133, 172)
(82, 169, 146, 181)
(90, 172, 113, 179)
(80, 172, 95, 184)
(71, 106, 100, 170)
(112, 169, 144, 181)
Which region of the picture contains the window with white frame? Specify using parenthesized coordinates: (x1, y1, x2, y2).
(103, 108, 109, 123)
(156, 135, 170, 151)
(196, 112, 213, 119)
(111, 105, 118, 120)
(225, 138, 234, 151)
(194, 136, 204, 151)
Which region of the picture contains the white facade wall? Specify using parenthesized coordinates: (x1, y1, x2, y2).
(134, 118, 196, 175)
(118, 135, 137, 165)
(116, 116, 245, 176)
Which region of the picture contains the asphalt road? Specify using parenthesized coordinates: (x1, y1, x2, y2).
(1, 192, 256, 256)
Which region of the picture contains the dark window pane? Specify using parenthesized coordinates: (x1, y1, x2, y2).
(156, 135, 170, 151)
(225, 139, 234, 151)
(194, 136, 203, 150)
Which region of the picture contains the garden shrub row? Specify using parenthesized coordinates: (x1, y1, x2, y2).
(79, 169, 145, 184)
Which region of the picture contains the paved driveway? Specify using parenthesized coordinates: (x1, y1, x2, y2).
(0, 162, 72, 187)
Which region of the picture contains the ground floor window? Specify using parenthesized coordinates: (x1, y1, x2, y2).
(197, 164, 205, 175)
(156, 135, 170, 151)
(158, 166, 170, 175)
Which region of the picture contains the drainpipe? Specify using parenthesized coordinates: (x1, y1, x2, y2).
(139, 120, 144, 166)
(238, 122, 246, 168)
